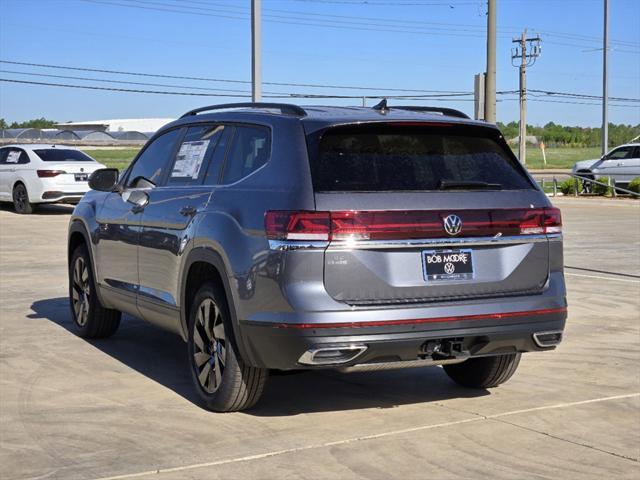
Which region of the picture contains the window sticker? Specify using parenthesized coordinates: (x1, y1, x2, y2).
(6, 151, 20, 163)
(171, 140, 210, 179)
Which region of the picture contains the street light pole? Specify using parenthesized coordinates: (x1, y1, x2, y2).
(601, 0, 609, 156)
(251, 0, 262, 102)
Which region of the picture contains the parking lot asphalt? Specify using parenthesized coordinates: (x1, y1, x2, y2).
(0, 198, 638, 480)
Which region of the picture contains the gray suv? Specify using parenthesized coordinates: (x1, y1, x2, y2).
(67, 102, 567, 412)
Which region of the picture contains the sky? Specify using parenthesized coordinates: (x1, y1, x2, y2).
(0, 0, 639, 127)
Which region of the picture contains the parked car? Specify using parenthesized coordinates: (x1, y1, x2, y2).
(67, 102, 567, 412)
(572, 143, 640, 191)
(0, 144, 106, 213)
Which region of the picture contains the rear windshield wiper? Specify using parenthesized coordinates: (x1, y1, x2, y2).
(438, 180, 503, 190)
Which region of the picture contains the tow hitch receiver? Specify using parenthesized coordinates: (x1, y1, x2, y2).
(421, 338, 470, 360)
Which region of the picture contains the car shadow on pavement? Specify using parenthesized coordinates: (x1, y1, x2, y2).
(30, 297, 489, 416)
(0, 203, 74, 215)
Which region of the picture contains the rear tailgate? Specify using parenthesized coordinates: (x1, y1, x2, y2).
(306, 122, 557, 305)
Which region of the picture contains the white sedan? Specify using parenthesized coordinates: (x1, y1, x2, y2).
(0, 144, 106, 214)
(572, 143, 640, 190)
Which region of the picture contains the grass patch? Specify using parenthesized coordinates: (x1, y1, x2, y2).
(511, 147, 600, 169)
(81, 148, 140, 170)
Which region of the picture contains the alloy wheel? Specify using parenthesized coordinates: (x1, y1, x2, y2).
(192, 298, 227, 394)
(13, 186, 27, 211)
(71, 256, 91, 326)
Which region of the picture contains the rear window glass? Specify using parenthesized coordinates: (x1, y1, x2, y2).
(34, 149, 95, 162)
(309, 125, 533, 192)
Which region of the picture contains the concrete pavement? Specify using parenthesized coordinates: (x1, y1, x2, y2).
(0, 198, 638, 480)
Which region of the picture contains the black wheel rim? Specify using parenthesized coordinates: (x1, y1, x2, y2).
(14, 186, 27, 211)
(71, 257, 90, 326)
(192, 298, 226, 394)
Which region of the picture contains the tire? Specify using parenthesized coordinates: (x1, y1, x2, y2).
(12, 183, 34, 214)
(576, 171, 594, 194)
(188, 282, 268, 412)
(69, 244, 121, 338)
(443, 353, 521, 389)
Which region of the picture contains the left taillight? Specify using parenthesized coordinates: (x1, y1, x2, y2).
(265, 211, 331, 241)
(37, 170, 66, 178)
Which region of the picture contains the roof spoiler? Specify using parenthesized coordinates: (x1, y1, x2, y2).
(372, 99, 469, 119)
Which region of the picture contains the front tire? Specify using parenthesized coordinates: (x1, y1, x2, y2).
(443, 353, 521, 389)
(69, 245, 121, 338)
(13, 183, 34, 214)
(188, 282, 268, 412)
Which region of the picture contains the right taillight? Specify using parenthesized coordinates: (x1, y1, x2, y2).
(542, 207, 562, 234)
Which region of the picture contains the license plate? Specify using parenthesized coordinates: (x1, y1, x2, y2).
(423, 249, 474, 281)
(74, 173, 89, 181)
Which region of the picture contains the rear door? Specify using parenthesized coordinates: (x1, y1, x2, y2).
(306, 123, 554, 305)
(0, 148, 11, 199)
(136, 124, 226, 333)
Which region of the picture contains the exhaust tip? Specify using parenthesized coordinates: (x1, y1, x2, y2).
(298, 345, 368, 366)
(533, 330, 563, 348)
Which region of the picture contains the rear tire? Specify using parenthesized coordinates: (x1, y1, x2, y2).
(188, 282, 268, 412)
(12, 183, 34, 214)
(69, 244, 121, 338)
(443, 353, 521, 388)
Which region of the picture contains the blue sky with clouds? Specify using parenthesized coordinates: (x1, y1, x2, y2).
(1, 0, 638, 126)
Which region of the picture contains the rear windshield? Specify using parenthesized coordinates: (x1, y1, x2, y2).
(34, 149, 96, 162)
(308, 125, 534, 192)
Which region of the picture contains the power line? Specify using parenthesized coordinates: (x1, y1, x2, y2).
(0, 60, 469, 94)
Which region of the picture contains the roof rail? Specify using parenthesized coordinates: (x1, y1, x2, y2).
(180, 102, 307, 118)
(392, 106, 470, 119)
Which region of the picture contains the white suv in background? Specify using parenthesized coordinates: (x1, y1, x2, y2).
(572, 143, 640, 188)
(0, 144, 106, 214)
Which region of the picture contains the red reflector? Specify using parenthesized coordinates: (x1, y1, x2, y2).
(265, 207, 562, 241)
(273, 307, 567, 329)
(37, 169, 66, 178)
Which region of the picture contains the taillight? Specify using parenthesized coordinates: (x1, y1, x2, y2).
(265, 207, 562, 241)
(542, 207, 562, 234)
(265, 211, 330, 240)
(37, 170, 66, 177)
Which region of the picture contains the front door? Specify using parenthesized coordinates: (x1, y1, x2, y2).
(137, 124, 227, 334)
(94, 128, 183, 317)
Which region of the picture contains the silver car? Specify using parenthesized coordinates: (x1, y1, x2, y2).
(67, 103, 567, 412)
(572, 143, 640, 188)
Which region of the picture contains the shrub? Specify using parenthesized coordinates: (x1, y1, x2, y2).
(628, 177, 640, 194)
(592, 177, 613, 196)
(559, 178, 577, 195)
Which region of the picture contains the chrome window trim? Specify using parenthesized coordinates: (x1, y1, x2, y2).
(269, 233, 561, 251)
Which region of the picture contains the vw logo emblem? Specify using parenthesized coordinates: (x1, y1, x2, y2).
(444, 262, 455, 274)
(443, 214, 462, 236)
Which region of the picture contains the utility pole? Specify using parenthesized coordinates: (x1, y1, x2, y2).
(511, 30, 541, 165)
(485, 0, 496, 124)
(602, 0, 609, 156)
(251, 0, 262, 102)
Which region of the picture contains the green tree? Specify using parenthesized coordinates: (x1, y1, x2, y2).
(8, 117, 57, 129)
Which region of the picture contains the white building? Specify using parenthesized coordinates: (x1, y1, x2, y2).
(54, 118, 174, 133)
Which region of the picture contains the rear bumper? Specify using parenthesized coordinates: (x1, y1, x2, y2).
(239, 307, 567, 370)
(37, 191, 86, 204)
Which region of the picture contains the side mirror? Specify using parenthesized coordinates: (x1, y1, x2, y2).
(122, 189, 149, 211)
(89, 168, 119, 192)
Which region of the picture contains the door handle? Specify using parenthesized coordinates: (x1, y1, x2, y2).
(179, 206, 197, 216)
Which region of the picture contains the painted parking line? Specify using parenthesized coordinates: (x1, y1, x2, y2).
(91, 392, 640, 480)
(566, 272, 640, 284)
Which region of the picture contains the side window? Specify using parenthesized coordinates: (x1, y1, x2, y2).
(126, 129, 181, 188)
(0, 148, 8, 164)
(5, 149, 26, 165)
(221, 126, 270, 184)
(18, 150, 30, 164)
(606, 147, 632, 160)
(203, 126, 234, 185)
(632, 147, 640, 159)
(168, 125, 223, 186)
